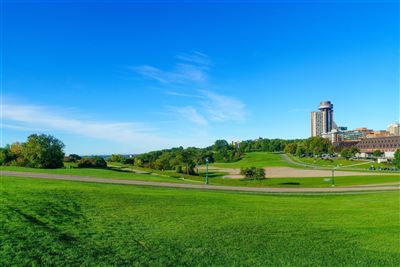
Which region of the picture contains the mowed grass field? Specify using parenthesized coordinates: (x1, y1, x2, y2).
(289, 155, 395, 170)
(195, 173, 400, 187)
(211, 152, 291, 168)
(2, 165, 399, 188)
(1, 176, 399, 266)
(0, 165, 191, 184)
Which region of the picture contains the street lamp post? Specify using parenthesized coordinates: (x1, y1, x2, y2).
(331, 168, 336, 187)
(205, 157, 209, 185)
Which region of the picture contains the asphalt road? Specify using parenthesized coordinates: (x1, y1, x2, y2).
(1, 170, 399, 193)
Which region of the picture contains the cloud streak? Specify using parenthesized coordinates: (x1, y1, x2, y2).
(2, 102, 166, 146)
(133, 52, 247, 127)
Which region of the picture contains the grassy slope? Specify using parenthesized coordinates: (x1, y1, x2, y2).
(0, 165, 189, 184)
(290, 155, 394, 170)
(2, 165, 399, 188)
(211, 152, 291, 168)
(195, 174, 400, 187)
(1, 176, 399, 266)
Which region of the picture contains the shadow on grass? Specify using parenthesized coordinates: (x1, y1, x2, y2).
(278, 182, 301, 186)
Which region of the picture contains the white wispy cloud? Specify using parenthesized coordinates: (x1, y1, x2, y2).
(134, 52, 247, 126)
(165, 90, 204, 98)
(175, 51, 211, 67)
(171, 106, 208, 126)
(1, 102, 167, 146)
(167, 90, 246, 124)
(200, 90, 246, 122)
(132, 61, 208, 84)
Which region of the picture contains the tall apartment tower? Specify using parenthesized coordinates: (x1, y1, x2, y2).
(318, 101, 334, 134)
(311, 101, 334, 137)
(311, 111, 323, 137)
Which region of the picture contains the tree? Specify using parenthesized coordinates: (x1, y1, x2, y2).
(284, 143, 297, 155)
(21, 134, 65, 168)
(340, 148, 350, 159)
(350, 146, 360, 157)
(77, 157, 107, 168)
(393, 149, 400, 168)
(109, 154, 124, 162)
(64, 154, 81, 162)
(295, 144, 308, 157)
(0, 146, 13, 165)
(372, 150, 383, 158)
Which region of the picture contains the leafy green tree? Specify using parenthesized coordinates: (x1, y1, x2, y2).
(295, 144, 308, 157)
(393, 149, 400, 168)
(64, 154, 82, 162)
(0, 146, 13, 165)
(340, 148, 350, 159)
(349, 147, 360, 157)
(109, 154, 124, 162)
(21, 134, 65, 168)
(284, 143, 297, 155)
(372, 150, 383, 158)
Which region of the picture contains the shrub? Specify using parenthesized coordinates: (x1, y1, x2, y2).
(64, 154, 82, 163)
(77, 157, 107, 168)
(240, 167, 266, 180)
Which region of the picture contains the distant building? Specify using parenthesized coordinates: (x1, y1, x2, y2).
(387, 122, 400, 136)
(311, 101, 334, 136)
(356, 136, 400, 158)
(366, 130, 390, 138)
(231, 140, 241, 148)
(311, 111, 323, 137)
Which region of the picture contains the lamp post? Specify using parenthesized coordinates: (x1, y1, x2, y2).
(205, 157, 209, 185)
(331, 168, 336, 187)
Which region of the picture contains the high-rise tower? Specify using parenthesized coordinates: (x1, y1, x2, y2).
(318, 101, 334, 134)
(311, 101, 334, 137)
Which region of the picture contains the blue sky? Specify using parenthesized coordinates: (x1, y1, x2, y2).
(2, 1, 399, 154)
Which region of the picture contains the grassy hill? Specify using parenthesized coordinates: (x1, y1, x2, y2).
(211, 152, 291, 168)
(0, 165, 191, 184)
(1, 176, 399, 266)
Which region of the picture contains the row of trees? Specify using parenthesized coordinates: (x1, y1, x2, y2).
(108, 138, 304, 175)
(283, 137, 333, 157)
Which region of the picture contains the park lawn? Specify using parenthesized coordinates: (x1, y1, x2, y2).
(0, 165, 191, 184)
(291, 155, 393, 170)
(1, 176, 399, 266)
(198, 175, 400, 188)
(211, 152, 292, 168)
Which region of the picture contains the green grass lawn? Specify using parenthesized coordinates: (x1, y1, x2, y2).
(194, 172, 400, 187)
(212, 152, 291, 168)
(290, 155, 394, 170)
(0, 165, 190, 184)
(1, 176, 399, 266)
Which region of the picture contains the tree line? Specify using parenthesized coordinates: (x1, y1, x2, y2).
(108, 138, 302, 175)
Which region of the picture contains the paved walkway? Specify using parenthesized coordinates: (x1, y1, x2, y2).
(1, 171, 399, 193)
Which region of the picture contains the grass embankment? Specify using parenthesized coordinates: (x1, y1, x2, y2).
(0, 165, 191, 184)
(2, 165, 399, 188)
(211, 152, 291, 168)
(1, 176, 399, 266)
(289, 155, 397, 172)
(196, 173, 400, 187)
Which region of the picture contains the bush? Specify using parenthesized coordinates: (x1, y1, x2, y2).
(175, 165, 183, 173)
(64, 154, 82, 163)
(77, 157, 107, 168)
(122, 158, 134, 164)
(240, 167, 266, 180)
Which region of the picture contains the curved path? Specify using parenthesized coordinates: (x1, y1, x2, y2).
(1, 171, 399, 193)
